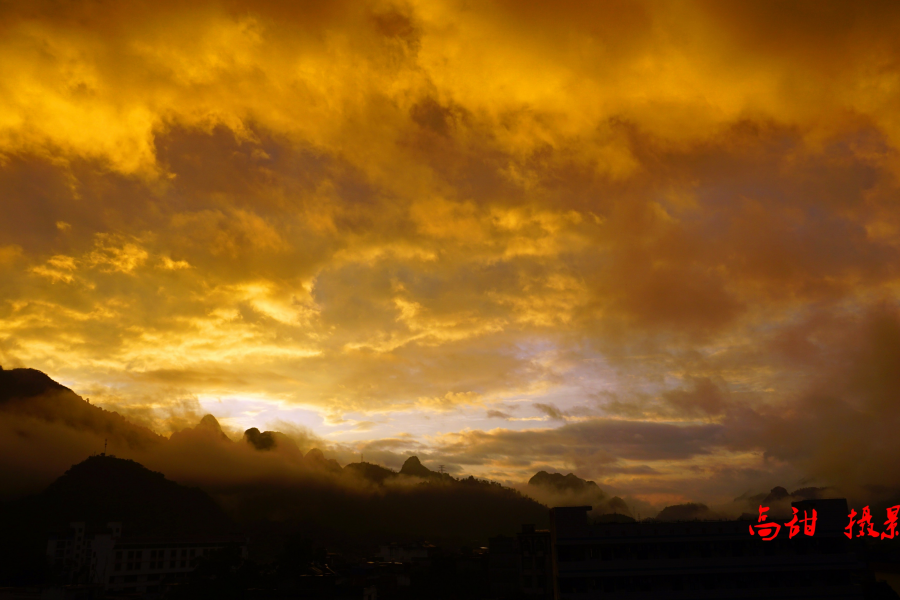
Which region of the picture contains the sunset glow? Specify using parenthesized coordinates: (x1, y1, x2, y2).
(3, 0, 900, 510)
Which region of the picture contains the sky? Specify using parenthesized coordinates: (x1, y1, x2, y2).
(2, 0, 900, 508)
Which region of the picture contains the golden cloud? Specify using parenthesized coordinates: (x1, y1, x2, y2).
(2, 0, 900, 502)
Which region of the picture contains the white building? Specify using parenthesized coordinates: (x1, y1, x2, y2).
(47, 522, 248, 595)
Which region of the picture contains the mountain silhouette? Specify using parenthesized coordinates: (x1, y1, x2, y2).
(526, 470, 634, 516)
(0, 454, 235, 586)
(656, 502, 716, 521)
(528, 470, 605, 495)
(594, 513, 636, 523)
(224, 467, 549, 557)
(196, 414, 232, 441)
(343, 461, 396, 484)
(0, 366, 68, 403)
(0, 367, 550, 564)
(21, 454, 233, 535)
(170, 413, 232, 444)
(763, 486, 791, 503)
(305, 448, 342, 473)
(733, 486, 836, 517)
(244, 427, 277, 450)
(0, 367, 164, 450)
(400, 455, 439, 478)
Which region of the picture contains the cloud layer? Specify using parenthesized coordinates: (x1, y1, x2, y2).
(2, 0, 900, 507)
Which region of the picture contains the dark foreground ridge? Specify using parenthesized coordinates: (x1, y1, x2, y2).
(0, 455, 235, 586)
(0, 366, 165, 450)
(0, 366, 69, 403)
(40, 455, 234, 535)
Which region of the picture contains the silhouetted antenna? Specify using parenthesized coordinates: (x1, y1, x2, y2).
(101, 439, 107, 457)
(438, 465, 445, 474)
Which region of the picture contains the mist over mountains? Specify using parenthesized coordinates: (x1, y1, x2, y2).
(526, 470, 632, 517)
(0, 367, 550, 551)
(0, 365, 868, 536)
(3, 365, 898, 598)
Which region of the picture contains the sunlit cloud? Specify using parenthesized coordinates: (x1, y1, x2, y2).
(1, 0, 900, 504)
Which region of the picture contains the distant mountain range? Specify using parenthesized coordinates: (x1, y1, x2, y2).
(528, 470, 604, 494)
(0, 366, 551, 576)
(527, 470, 632, 516)
(0, 366, 522, 491)
(342, 455, 454, 485)
(0, 367, 848, 522)
(5, 365, 840, 550)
